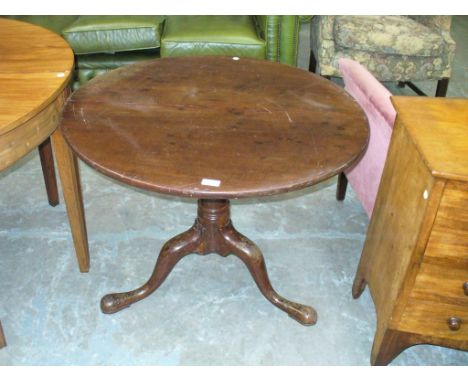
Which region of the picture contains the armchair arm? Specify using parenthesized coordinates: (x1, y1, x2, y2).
(254, 16, 300, 66)
(407, 16, 452, 32)
(407, 16, 456, 77)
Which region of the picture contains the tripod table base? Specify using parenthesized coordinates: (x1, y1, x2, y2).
(101, 199, 317, 326)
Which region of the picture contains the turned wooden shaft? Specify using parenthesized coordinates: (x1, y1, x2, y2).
(196, 199, 231, 255)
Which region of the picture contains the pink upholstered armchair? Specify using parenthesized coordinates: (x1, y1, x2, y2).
(336, 58, 397, 217)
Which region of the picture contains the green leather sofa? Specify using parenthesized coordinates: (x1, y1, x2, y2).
(6, 15, 304, 87)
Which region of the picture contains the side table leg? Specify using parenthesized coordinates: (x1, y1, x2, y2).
(371, 327, 416, 366)
(352, 242, 370, 299)
(38, 137, 59, 207)
(336, 172, 348, 201)
(101, 226, 202, 314)
(352, 271, 367, 299)
(0, 320, 6, 348)
(223, 227, 317, 326)
(51, 128, 90, 273)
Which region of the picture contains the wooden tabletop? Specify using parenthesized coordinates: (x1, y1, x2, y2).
(0, 18, 74, 135)
(391, 96, 468, 183)
(61, 56, 369, 199)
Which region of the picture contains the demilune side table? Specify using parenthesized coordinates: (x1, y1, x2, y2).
(59, 56, 369, 325)
(0, 18, 74, 348)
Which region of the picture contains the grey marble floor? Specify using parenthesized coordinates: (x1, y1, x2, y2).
(0, 16, 467, 366)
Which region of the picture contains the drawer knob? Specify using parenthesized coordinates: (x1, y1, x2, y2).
(447, 317, 461, 331)
(463, 282, 468, 296)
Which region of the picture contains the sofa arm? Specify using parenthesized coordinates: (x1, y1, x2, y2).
(254, 16, 300, 66)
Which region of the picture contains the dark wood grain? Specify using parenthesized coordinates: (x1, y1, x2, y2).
(101, 199, 317, 325)
(60, 56, 368, 325)
(38, 137, 59, 207)
(61, 56, 368, 199)
(336, 172, 348, 201)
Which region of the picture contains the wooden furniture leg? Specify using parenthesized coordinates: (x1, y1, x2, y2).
(51, 128, 90, 272)
(0, 320, 6, 348)
(336, 172, 348, 201)
(371, 327, 417, 366)
(435, 78, 449, 97)
(38, 137, 59, 207)
(101, 199, 317, 325)
(222, 225, 317, 325)
(308, 50, 317, 73)
(101, 226, 201, 314)
(352, 270, 367, 299)
(399, 78, 450, 97)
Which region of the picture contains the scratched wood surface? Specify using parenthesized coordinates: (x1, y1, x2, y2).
(61, 56, 369, 199)
(0, 18, 74, 171)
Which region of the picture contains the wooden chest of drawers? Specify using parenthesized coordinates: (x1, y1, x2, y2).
(353, 97, 468, 365)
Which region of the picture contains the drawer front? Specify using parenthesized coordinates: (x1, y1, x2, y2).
(399, 259, 468, 340)
(425, 180, 468, 263)
(399, 299, 468, 341)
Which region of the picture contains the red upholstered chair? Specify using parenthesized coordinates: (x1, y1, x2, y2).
(336, 58, 397, 217)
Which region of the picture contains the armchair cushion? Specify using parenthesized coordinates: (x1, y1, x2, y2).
(62, 16, 165, 54)
(339, 58, 396, 217)
(161, 16, 266, 59)
(334, 16, 445, 57)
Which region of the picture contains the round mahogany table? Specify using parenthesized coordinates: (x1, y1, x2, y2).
(60, 56, 368, 325)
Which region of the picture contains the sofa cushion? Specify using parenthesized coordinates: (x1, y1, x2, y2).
(76, 50, 159, 70)
(161, 16, 265, 59)
(62, 16, 165, 54)
(333, 16, 445, 57)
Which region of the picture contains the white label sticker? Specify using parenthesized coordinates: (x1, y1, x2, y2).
(201, 178, 221, 187)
